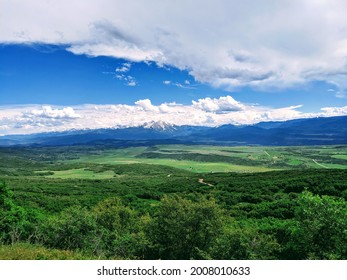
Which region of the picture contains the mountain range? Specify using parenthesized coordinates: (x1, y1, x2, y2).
(0, 116, 346, 146)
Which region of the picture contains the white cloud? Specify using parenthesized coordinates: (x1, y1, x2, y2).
(192, 96, 245, 112)
(1, 97, 346, 135)
(2, 0, 347, 93)
(127, 80, 137, 87)
(115, 62, 132, 73)
(0, 106, 81, 134)
(115, 74, 137, 86)
(320, 106, 347, 116)
(163, 80, 196, 89)
(135, 99, 159, 112)
(106, 62, 138, 86)
(173, 82, 196, 89)
(25, 106, 80, 119)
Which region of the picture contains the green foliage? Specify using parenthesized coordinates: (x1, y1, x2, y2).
(147, 195, 224, 259)
(0, 181, 14, 210)
(1, 145, 347, 260)
(41, 206, 101, 253)
(110, 230, 151, 260)
(0, 182, 42, 244)
(94, 198, 135, 234)
(211, 222, 280, 260)
(288, 191, 347, 259)
(92, 198, 146, 259)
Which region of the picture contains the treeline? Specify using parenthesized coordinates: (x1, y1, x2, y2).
(1, 181, 346, 260)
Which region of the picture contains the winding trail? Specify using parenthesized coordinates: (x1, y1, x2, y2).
(198, 178, 214, 187)
(312, 159, 328, 169)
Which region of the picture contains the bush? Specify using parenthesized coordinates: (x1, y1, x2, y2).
(147, 195, 224, 259)
(0, 182, 42, 244)
(41, 206, 101, 254)
(211, 222, 280, 260)
(288, 191, 347, 259)
(92, 198, 144, 258)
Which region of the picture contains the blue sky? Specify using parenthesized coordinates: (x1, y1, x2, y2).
(1, 0, 347, 135)
(1, 44, 344, 111)
(0, 44, 224, 105)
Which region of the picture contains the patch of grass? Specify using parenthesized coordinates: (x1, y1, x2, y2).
(75, 157, 277, 173)
(317, 163, 347, 169)
(332, 154, 347, 160)
(288, 159, 303, 165)
(0, 243, 94, 260)
(36, 168, 115, 179)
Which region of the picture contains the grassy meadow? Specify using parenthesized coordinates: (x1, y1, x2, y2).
(60, 144, 347, 175)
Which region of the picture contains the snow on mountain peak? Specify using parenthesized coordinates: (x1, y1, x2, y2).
(141, 120, 176, 131)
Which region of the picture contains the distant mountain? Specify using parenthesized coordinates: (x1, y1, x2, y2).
(0, 116, 346, 146)
(140, 120, 177, 131)
(202, 116, 347, 145)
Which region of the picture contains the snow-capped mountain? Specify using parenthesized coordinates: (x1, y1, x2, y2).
(140, 121, 177, 131)
(0, 116, 346, 146)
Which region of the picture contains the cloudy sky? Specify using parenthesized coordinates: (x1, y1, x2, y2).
(1, 0, 347, 135)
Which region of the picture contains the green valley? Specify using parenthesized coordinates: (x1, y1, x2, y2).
(0, 144, 346, 260)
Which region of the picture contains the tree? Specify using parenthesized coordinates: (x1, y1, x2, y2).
(0, 181, 14, 211)
(147, 195, 224, 259)
(210, 221, 280, 260)
(93, 198, 135, 234)
(93, 198, 144, 258)
(289, 191, 347, 259)
(41, 206, 100, 254)
(0, 181, 39, 244)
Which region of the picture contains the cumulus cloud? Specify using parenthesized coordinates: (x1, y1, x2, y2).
(24, 106, 80, 119)
(2, 0, 347, 93)
(1, 97, 347, 135)
(0, 106, 81, 134)
(192, 96, 245, 113)
(135, 99, 159, 112)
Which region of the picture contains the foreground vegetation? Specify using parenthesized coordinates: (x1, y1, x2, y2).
(0, 144, 346, 259)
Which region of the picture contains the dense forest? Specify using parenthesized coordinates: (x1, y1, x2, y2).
(0, 145, 346, 260)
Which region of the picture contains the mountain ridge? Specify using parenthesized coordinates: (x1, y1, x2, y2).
(0, 116, 346, 146)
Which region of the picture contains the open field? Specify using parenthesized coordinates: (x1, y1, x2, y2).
(36, 168, 116, 179)
(60, 145, 347, 176)
(0, 144, 343, 178)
